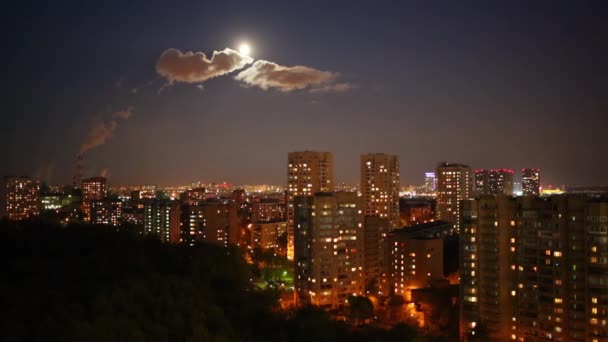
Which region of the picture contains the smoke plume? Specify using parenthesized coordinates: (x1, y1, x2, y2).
(79, 106, 134, 155)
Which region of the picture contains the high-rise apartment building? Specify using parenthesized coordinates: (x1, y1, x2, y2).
(364, 216, 390, 296)
(460, 195, 608, 341)
(436, 163, 472, 233)
(287, 151, 334, 260)
(360, 153, 400, 229)
(425, 172, 437, 193)
(389, 233, 444, 299)
(294, 192, 364, 308)
(144, 200, 181, 243)
(0, 176, 40, 221)
(180, 202, 240, 247)
(522, 168, 541, 196)
(82, 177, 108, 222)
(251, 221, 287, 250)
(252, 198, 285, 223)
(90, 199, 123, 226)
(474, 169, 514, 196)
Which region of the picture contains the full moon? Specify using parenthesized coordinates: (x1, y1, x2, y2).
(239, 43, 251, 56)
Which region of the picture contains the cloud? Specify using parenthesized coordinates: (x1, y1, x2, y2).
(235, 60, 348, 92)
(156, 48, 253, 85)
(79, 107, 135, 155)
(309, 82, 356, 93)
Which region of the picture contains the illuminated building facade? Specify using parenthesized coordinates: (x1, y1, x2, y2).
(252, 198, 285, 223)
(179, 187, 206, 205)
(81, 177, 108, 222)
(287, 151, 334, 260)
(41, 195, 62, 210)
(389, 233, 443, 299)
(90, 200, 123, 226)
(144, 200, 181, 243)
(363, 216, 390, 296)
(460, 195, 608, 342)
(425, 172, 437, 192)
(180, 202, 240, 247)
(360, 153, 400, 229)
(436, 163, 472, 233)
(474, 168, 514, 196)
(251, 221, 287, 250)
(522, 168, 541, 196)
(0, 176, 40, 221)
(399, 198, 436, 226)
(294, 192, 364, 308)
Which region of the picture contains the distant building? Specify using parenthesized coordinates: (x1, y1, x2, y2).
(294, 192, 363, 308)
(40, 194, 62, 210)
(360, 153, 400, 229)
(139, 185, 157, 199)
(90, 199, 123, 226)
(122, 207, 144, 225)
(566, 186, 608, 195)
(252, 198, 285, 223)
(425, 172, 437, 192)
(436, 163, 472, 233)
(287, 151, 334, 260)
(82, 177, 108, 222)
(395, 220, 453, 239)
(521, 168, 540, 196)
(460, 195, 608, 341)
(0, 176, 40, 221)
(231, 189, 246, 208)
(144, 200, 181, 243)
(474, 169, 514, 196)
(399, 198, 435, 226)
(179, 187, 206, 205)
(251, 221, 287, 250)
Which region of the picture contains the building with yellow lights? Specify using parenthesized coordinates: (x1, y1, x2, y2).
(287, 151, 334, 260)
(436, 163, 472, 233)
(0, 176, 40, 221)
(360, 153, 400, 229)
(81, 177, 108, 222)
(460, 195, 608, 341)
(294, 192, 364, 308)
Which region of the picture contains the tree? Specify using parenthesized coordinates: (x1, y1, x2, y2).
(347, 295, 374, 326)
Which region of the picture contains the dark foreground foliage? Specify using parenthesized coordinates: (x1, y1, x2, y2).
(0, 221, 451, 341)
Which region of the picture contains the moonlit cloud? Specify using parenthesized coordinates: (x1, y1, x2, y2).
(79, 107, 135, 155)
(235, 60, 348, 92)
(309, 82, 356, 93)
(156, 48, 253, 85)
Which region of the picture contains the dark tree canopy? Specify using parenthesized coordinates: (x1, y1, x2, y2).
(0, 221, 453, 341)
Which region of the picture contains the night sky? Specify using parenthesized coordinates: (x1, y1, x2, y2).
(2, 1, 607, 186)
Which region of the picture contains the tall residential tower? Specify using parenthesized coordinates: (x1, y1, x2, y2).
(522, 168, 541, 196)
(293, 192, 364, 308)
(0, 176, 40, 221)
(436, 163, 472, 233)
(474, 169, 514, 196)
(286, 151, 333, 260)
(360, 153, 400, 229)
